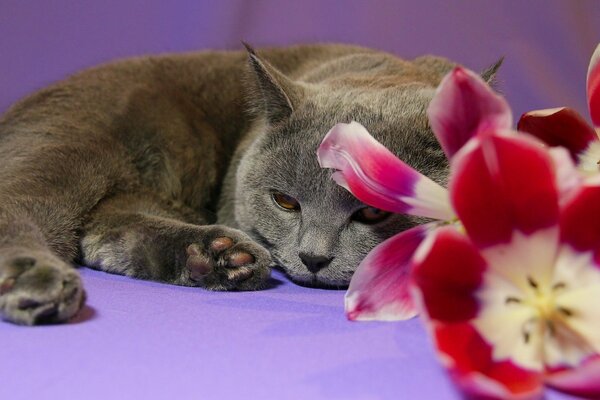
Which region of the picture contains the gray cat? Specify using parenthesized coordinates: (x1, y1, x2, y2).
(0, 43, 500, 325)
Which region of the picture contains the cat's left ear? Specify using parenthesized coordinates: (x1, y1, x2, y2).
(243, 42, 305, 124)
(481, 57, 504, 89)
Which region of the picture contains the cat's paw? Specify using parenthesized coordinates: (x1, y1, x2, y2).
(183, 227, 271, 290)
(0, 250, 85, 325)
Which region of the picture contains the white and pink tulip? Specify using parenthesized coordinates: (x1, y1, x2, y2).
(317, 66, 514, 321)
(318, 56, 600, 398)
(412, 131, 600, 399)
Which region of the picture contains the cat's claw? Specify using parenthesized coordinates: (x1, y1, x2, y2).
(184, 228, 271, 290)
(0, 251, 85, 325)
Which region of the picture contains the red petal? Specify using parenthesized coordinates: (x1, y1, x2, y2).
(450, 134, 559, 249)
(433, 323, 543, 399)
(588, 44, 600, 127)
(412, 226, 486, 322)
(318, 122, 453, 220)
(427, 67, 512, 161)
(560, 181, 600, 263)
(517, 107, 597, 162)
(345, 224, 433, 321)
(546, 354, 600, 398)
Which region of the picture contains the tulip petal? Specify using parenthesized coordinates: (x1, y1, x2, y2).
(546, 355, 600, 398)
(517, 107, 597, 161)
(450, 134, 559, 249)
(548, 147, 583, 204)
(345, 223, 434, 321)
(551, 245, 600, 360)
(427, 67, 512, 161)
(412, 228, 544, 399)
(588, 43, 600, 127)
(560, 181, 600, 262)
(432, 323, 544, 400)
(412, 226, 486, 323)
(318, 122, 453, 220)
(473, 230, 560, 371)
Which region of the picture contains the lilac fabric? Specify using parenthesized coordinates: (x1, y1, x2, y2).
(0, 1, 598, 399)
(0, 268, 576, 400)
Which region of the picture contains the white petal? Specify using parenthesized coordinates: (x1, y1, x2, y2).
(552, 246, 600, 357)
(481, 228, 559, 292)
(474, 273, 544, 371)
(401, 178, 454, 221)
(578, 140, 600, 175)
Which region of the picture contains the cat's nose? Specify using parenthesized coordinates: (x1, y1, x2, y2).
(299, 252, 333, 273)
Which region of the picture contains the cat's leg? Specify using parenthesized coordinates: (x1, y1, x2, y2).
(0, 141, 121, 325)
(0, 213, 85, 325)
(80, 192, 272, 290)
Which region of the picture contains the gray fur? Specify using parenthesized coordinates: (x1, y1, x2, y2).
(0, 44, 495, 325)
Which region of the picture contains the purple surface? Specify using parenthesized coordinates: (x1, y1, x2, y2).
(1, 2, 598, 399)
(0, 268, 580, 400)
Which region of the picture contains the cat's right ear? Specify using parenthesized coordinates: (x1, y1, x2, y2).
(481, 57, 504, 90)
(243, 42, 304, 124)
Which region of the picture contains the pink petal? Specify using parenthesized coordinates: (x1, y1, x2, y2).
(588, 44, 600, 127)
(318, 121, 453, 220)
(560, 181, 600, 263)
(450, 134, 559, 249)
(411, 226, 485, 322)
(546, 354, 600, 398)
(517, 107, 597, 162)
(433, 323, 544, 400)
(427, 66, 513, 161)
(345, 223, 434, 321)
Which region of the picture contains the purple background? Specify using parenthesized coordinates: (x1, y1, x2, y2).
(1, 1, 598, 399)
(1, 0, 600, 119)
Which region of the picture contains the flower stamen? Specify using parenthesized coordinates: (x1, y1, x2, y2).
(505, 296, 521, 305)
(557, 306, 574, 317)
(527, 276, 539, 291)
(522, 318, 538, 344)
(508, 278, 576, 348)
(552, 282, 566, 291)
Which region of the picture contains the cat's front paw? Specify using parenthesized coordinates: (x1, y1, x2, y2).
(183, 227, 271, 290)
(0, 250, 85, 325)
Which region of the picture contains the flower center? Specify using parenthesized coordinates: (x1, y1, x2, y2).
(578, 140, 600, 174)
(505, 276, 572, 344)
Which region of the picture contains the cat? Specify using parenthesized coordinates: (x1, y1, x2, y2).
(0, 43, 501, 325)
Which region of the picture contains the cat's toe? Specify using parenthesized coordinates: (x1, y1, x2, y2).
(186, 244, 213, 280)
(226, 251, 255, 268)
(218, 240, 271, 290)
(0, 252, 85, 325)
(209, 237, 234, 252)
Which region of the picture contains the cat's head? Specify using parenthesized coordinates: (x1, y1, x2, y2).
(234, 45, 499, 287)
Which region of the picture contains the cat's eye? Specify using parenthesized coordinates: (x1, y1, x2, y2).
(352, 207, 391, 224)
(272, 192, 300, 211)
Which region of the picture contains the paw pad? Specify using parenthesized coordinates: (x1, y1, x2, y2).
(186, 244, 213, 280)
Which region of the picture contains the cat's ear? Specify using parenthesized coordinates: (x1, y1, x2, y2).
(243, 42, 304, 124)
(481, 57, 504, 89)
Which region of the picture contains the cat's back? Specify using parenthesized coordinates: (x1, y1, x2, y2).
(0, 44, 388, 141)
